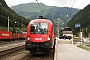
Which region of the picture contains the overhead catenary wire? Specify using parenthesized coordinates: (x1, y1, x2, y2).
(36, 0, 43, 11)
(60, 0, 76, 27)
(62, 0, 65, 7)
(69, 0, 72, 7)
(62, 0, 76, 8)
(70, 0, 76, 8)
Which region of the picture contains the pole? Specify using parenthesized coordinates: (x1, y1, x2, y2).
(79, 24, 82, 38)
(79, 24, 83, 45)
(8, 16, 9, 32)
(22, 19, 23, 31)
(58, 20, 59, 38)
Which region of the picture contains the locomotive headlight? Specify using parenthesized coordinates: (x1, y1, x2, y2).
(27, 36, 30, 40)
(48, 36, 50, 40)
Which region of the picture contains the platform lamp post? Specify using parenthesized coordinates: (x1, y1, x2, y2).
(15, 21, 17, 28)
(62, 23, 65, 27)
(13, 21, 17, 33)
(65, 14, 68, 27)
(15, 21, 16, 24)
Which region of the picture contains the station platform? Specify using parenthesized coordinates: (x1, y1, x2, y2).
(56, 39, 73, 44)
(55, 44, 90, 60)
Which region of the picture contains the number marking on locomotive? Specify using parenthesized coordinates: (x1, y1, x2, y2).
(35, 38, 42, 40)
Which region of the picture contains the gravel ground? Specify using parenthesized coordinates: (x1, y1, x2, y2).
(6, 54, 28, 60)
(3, 51, 30, 60)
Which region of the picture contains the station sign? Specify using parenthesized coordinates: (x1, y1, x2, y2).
(75, 24, 80, 28)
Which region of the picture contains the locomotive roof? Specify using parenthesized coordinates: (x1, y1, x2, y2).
(30, 19, 53, 24)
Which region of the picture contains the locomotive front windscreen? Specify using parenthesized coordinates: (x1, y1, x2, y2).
(30, 22, 48, 34)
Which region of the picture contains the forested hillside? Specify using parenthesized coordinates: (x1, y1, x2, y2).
(67, 4, 90, 36)
(0, 0, 29, 32)
(11, 3, 79, 23)
(11, 3, 79, 34)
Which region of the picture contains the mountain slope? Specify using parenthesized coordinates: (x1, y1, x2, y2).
(0, 0, 9, 8)
(67, 4, 90, 36)
(11, 3, 80, 34)
(11, 3, 53, 12)
(0, 0, 29, 32)
(11, 3, 79, 22)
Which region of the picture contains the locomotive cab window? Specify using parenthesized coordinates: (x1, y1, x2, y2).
(30, 24, 35, 33)
(30, 22, 48, 34)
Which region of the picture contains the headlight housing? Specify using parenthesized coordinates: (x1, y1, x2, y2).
(48, 36, 50, 40)
(27, 36, 30, 40)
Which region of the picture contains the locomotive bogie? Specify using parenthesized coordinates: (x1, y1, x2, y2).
(25, 41, 53, 54)
(25, 41, 53, 49)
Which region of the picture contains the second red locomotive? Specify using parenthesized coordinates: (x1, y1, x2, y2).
(0, 30, 12, 40)
(0, 30, 27, 41)
(25, 16, 55, 54)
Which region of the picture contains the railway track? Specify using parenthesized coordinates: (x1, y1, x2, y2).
(0, 45, 25, 60)
(0, 41, 55, 60)
(0, 40, 25, 45)
(20, 49, 54, 60)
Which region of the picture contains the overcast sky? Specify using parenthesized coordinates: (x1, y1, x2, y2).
(5, 0, 90, 9)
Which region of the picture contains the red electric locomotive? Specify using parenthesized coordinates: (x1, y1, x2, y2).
(25, 16, 55, 54)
